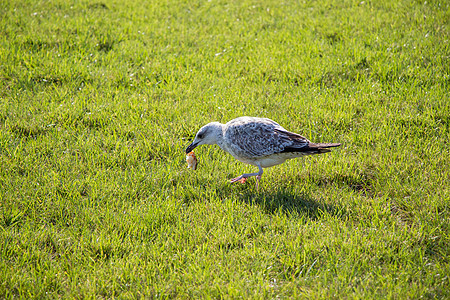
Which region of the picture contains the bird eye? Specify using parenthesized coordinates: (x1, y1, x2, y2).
(197, 133, 204, 139)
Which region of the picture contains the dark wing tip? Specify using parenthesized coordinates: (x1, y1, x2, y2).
(280, 142, 341, 154)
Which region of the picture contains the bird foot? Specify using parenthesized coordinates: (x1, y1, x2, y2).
(230, 176, 247, 184)
(238, 178, 247, 184)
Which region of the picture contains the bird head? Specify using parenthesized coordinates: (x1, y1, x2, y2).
(185, 122, 222, 154)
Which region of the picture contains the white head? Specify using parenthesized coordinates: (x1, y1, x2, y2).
(185, 122, 223, 153)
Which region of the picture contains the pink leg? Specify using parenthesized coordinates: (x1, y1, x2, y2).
(255, 175, 262, 190)
(230, 164, 263, 189)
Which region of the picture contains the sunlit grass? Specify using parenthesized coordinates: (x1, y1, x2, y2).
(0, 0, 449, 298)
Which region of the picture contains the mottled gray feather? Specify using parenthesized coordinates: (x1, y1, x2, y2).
(223, 117, 310, 159)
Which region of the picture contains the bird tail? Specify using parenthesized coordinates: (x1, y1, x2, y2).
(280, 143, 341, 155)
(309, 143, 341, 154)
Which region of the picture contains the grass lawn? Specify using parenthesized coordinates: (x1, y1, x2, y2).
(0, 0, 449, 298)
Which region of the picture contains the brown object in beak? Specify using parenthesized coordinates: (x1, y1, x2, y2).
(186, 151, 198, 170)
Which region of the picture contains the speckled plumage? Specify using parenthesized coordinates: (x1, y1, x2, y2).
(185, 116, 341, 189)
(222, 117, 310, 166)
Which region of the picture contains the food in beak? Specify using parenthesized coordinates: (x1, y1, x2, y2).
(186, 151, 198, 170)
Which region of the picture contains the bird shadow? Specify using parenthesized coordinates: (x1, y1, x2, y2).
(219, 184, 343, 221)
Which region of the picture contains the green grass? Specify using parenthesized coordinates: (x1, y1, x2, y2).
(1, 0, 449, 298)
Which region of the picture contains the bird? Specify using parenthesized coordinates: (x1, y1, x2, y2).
(185, 116, 341, 189)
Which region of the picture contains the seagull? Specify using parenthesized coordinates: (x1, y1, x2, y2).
(185, 116, 341, 189)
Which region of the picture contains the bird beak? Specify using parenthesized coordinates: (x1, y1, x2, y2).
(185, 141, 199, 154)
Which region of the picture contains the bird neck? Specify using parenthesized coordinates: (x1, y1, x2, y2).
(210, 122, 225, 148)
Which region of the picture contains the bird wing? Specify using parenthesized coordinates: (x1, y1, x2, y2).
(273, 128, 310, 152)
(224, 118, 310, 158)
